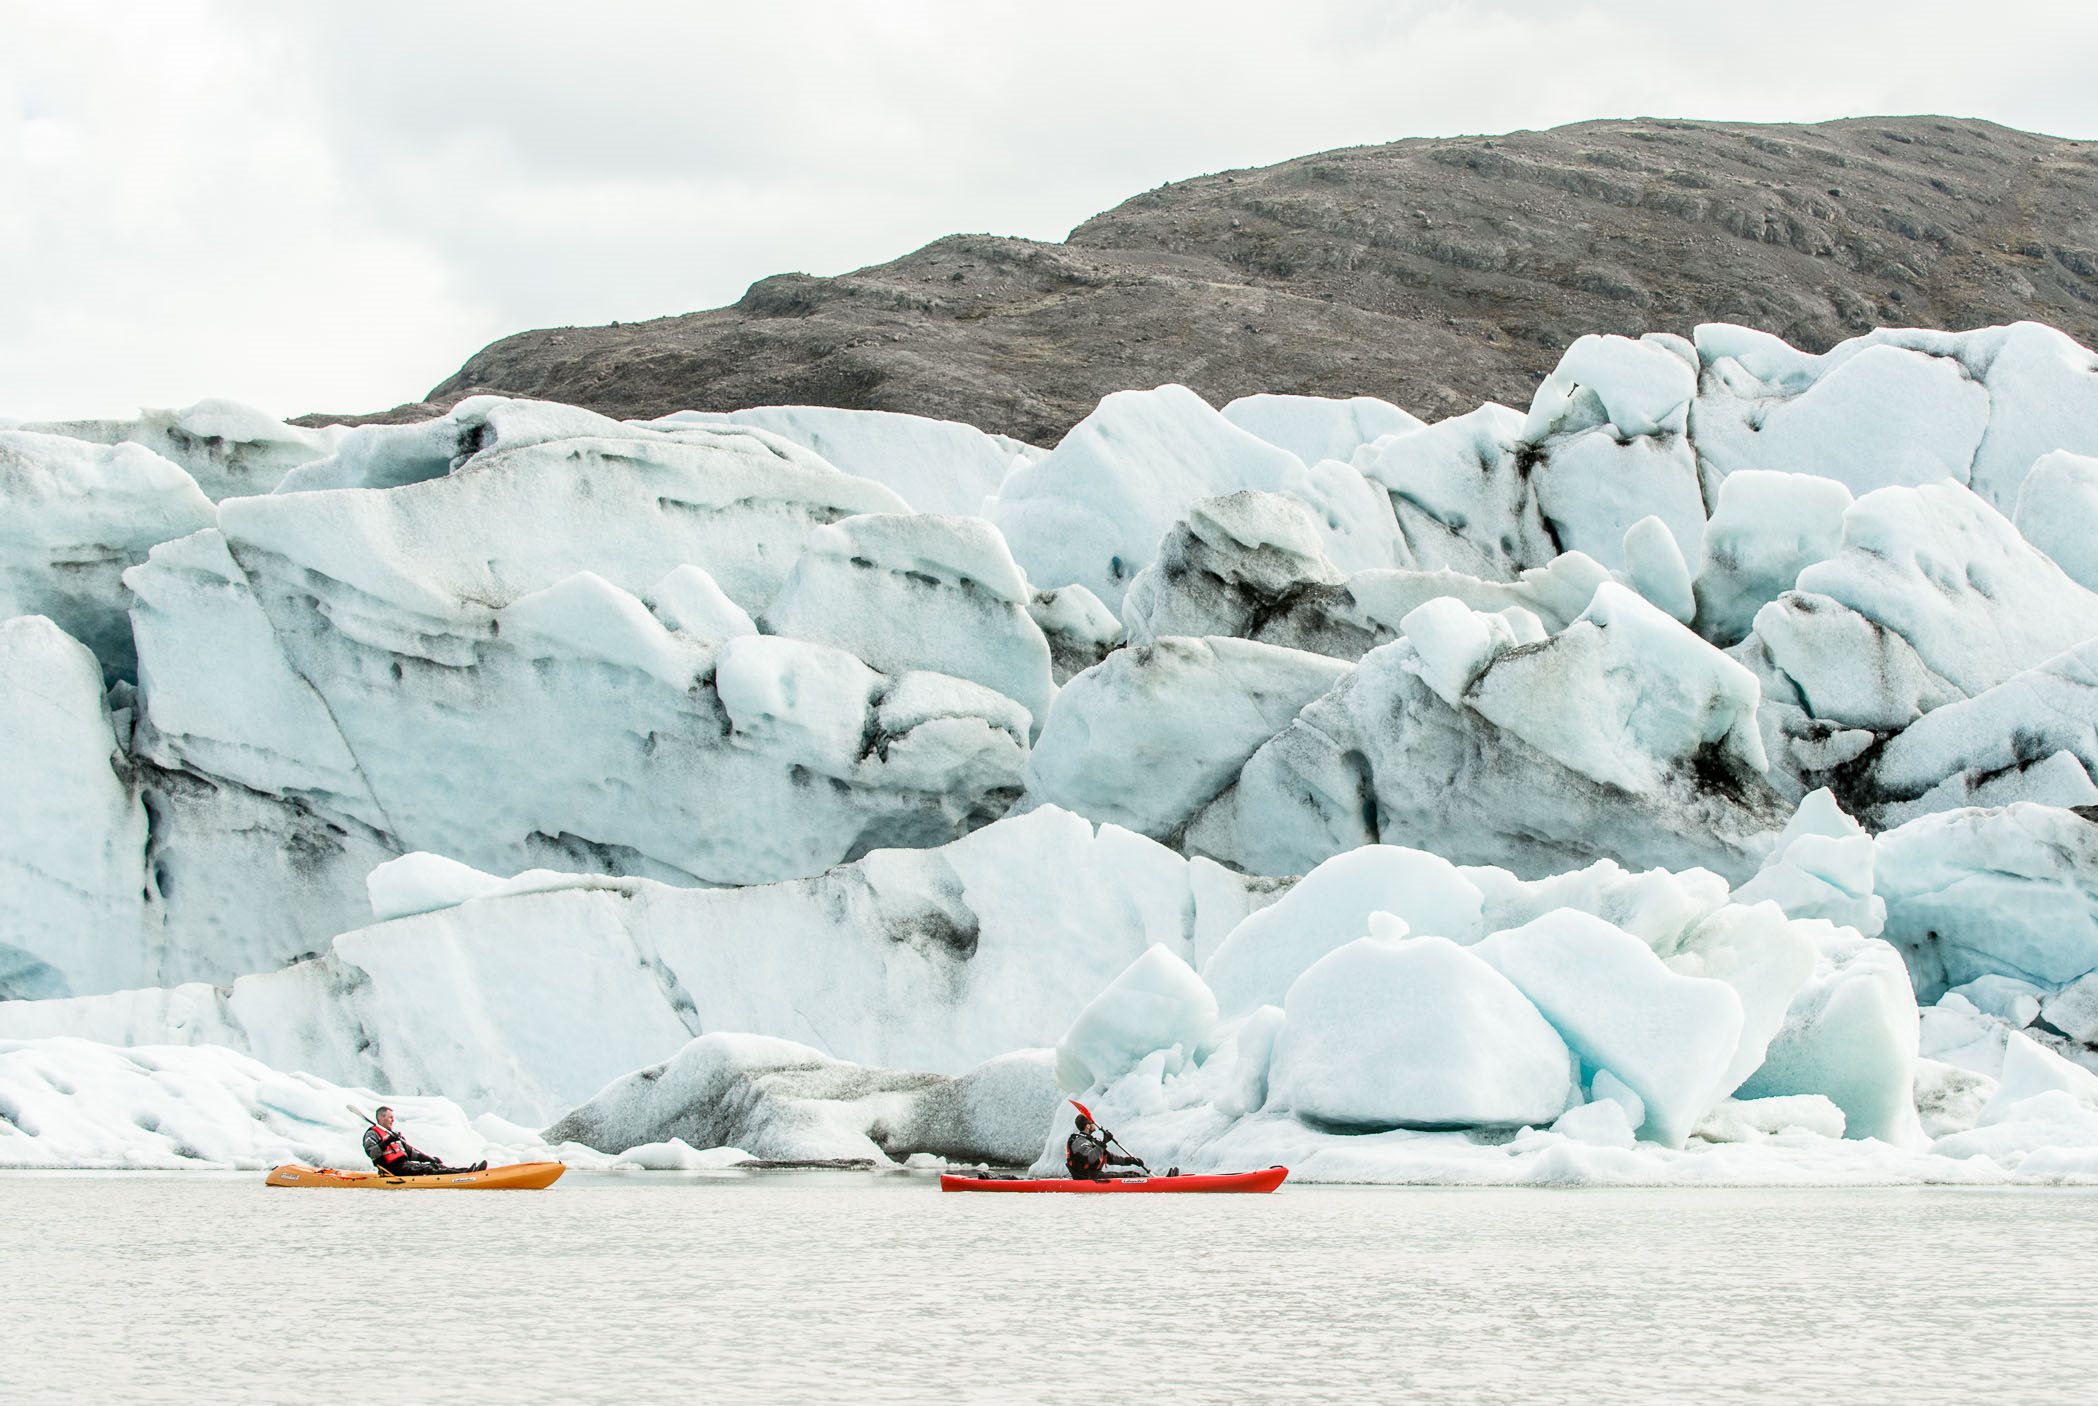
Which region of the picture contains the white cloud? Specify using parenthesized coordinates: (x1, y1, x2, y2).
(3, 0, 2094, 419)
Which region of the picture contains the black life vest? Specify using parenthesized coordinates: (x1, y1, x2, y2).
(365, 1123, 407, 1168)
(1066, 1131, 1107, 1178)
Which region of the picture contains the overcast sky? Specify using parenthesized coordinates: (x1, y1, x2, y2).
(6, 0, 2096, 420)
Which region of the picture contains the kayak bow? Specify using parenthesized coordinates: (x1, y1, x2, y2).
(939, 1167, 1287, 1193)
(265, 1162, 566, 1190)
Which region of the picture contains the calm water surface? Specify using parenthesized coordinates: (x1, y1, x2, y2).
(8, 1172, 2094, 1404)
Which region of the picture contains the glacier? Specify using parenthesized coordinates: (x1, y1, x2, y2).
(8, 318, 2098, 1184)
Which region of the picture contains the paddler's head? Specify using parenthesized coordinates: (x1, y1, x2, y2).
(375, 1106, 395, 1129)
(1074, 1113, 1095, 1134)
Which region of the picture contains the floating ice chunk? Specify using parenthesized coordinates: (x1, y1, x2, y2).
(544, 1034, 1064, 1167)
(1024, 636, 1347, 839)
(1692, 1094, 1847, 1143)
(1267, 934, 1578, 1130)
(1691, 470, 1853, 646)
(1055, 945, 1219, 1093)
(1473, 910, 1744, 1146)
(2012, 451, 2098, 592)
(1203, 845, 1485, 1017)
(1737, 923, 1921, 1144)
(1, 431, 217, 683)
(612, 1139, 757, 1171)
(1877, 804, 2098, 999)
(1913, 1057, 1996, 1139)
(1221, 393, 1425, 468)
(644, 564, 757, 643)
(1979, 1032, 2098, 1125)
(1551, 1096, 1637, 1148)
(763, 513, 1052, 736)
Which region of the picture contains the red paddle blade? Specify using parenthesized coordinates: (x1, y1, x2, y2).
(1069, 1098, 1094, 1122)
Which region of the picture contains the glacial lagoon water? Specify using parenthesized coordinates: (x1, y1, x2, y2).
(9, 1172, 2096, 1404)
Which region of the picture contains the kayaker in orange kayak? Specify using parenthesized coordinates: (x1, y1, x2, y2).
(1066, 1108, 1150, 1181)
(363, 1106, 485, 1177)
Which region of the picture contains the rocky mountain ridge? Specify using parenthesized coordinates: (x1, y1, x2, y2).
(339, 115, 2098, 442)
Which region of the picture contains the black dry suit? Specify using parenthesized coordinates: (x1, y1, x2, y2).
(1065, 1128, 1144, 1181)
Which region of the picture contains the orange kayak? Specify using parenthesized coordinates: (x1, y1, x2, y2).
(265, 1161, 566, 1190)
(940, 1167, 1288, 1193)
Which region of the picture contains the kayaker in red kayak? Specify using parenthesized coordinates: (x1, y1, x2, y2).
(1066, 1109, 1150, 1181)
(363, 1106, 485, 1177)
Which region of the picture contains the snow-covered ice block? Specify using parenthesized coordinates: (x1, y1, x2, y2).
(1877, 804, 2098, 1000)
(644, 564, 757, 643)
(1473, 910, 1744, 1145)
(1656, 902, 1819, 1092)
(1947, 975, 2045, 1030)
(1522, 334, 1706, 571)
(0, 430, 216, 683)
(1027, 584, 1123, 684)
(1979, 1032, 2098, 1126)
(1736, 923, 1921, 1144)
(1055, 945, 1218, 1092)
(1865, 639, 2098, 827)
(1202, 845, 1485, 1017)
(1356, 403, 1551, 580)
(1267, 934, 1577, 1130)
(1730, 789, 1884, 935)
(1220, 393, 1424, 468)
(762, 512, 1053, 735)
(0, 618, 147, 999)
(1692, 470, 1853, 646)
(2012, 450, 2098, 593)
(1692, 1094, 1847, 1143)
(992, 384, 1401, 609)
(544, 1034, 1064, 1166)
(1204, 605, 1787, 882)
(1691, 331, 1989, 497)
(654, 404, 1029, 517)
(23, 398, 341, 502)
(0, 1036, 493, 1170)
(2041, 972, 2098, 1045)
(1791, 482, 2098, 700)
(1024, 635, 1348, 839)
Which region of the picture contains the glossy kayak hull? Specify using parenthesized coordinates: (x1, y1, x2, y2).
(939, 1167, 1287, 1193)
(265, 1162, 566, 1190)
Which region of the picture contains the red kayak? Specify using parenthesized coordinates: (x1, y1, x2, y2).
(940, 1167, 1288, 1193)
